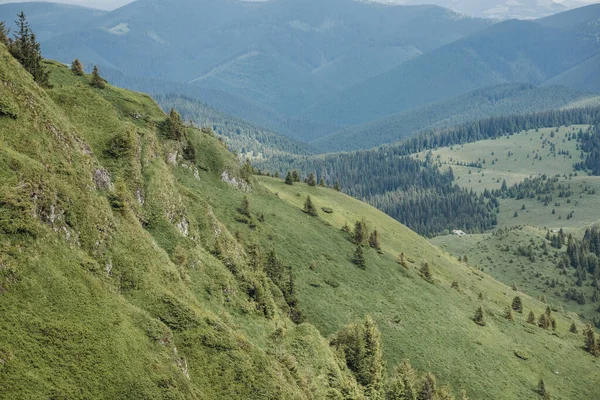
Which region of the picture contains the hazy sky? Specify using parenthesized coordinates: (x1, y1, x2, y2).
(0, 0, 599, 11)
(0, 0, 134, 10)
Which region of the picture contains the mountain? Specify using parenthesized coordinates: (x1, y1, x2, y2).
(154, 94, 319, 157)
(3, 42, 600, 399)
(303, 17, 600, 127)
(402, 0, 568, 19)
(0, 2, 106, 41)
(545, 52, 600, 92)
(0, 0, 492, 135)
(313, 84, 600, 152)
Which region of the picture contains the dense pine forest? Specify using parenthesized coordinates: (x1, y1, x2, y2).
(575, 122, 600, 175)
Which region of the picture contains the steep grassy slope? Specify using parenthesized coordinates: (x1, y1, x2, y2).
(2, 46, 600, 399)
(0, 46, 361, 399)
(255, 177, 600, 399)
(313, 84, 598, 152)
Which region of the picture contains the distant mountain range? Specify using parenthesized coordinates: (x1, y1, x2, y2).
(1, 0, 598, 147)
(397, 0, 569, 19)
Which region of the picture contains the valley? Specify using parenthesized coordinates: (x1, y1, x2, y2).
(1, 1, 600, 399)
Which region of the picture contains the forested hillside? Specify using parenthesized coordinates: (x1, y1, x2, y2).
(2, 33, 600, 399)
(259, 107, 600, 236)
(154, 94, 317, 158)
(313, 84, 599, 152)
(304, 18, 600, 127)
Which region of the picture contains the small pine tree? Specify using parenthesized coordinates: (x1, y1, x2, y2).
(239, 196, 250, 217)
(511, 296, 523, 313)
(537, 378, 550, 399)
(9, 13, 50, 87)
(292, 170, 301, 182)
(398, 252, 409, 269)
(451, 281, 461, 292)
(334, 180, 341, 191)
(182, 138, 196, 162)
(584, 323, 600, 356)
(0, 21, 9, 46)
(353, 219, 368, 245)
(307, 172, 316, 186)
(538, 314, 550, 330)
(319, 178, 326, 187)
(418, 373, 436, 400)
(570, 322, 578, 334)
(505, 306, 514, 321)
(474, 306, 486, 326)
(90, 65, 106, 89)
(420, 262, 433, 284)
(368, 229, 381, 251)
(342, 222, 351, 233)
(285, 171, 294, 185)
(71, 58, 84, 75)
(303, 195, 318, 217)
(352, 245, 366, 270)
(527, 311, 536, 324)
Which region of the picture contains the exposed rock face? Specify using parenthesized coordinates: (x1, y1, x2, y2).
(220, 171, 249, 192)
(93, 168, 113, 190)
(176, 216, 189, 237)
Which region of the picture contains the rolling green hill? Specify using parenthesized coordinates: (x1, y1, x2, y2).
(3, 44, 600, 399)
(313, 84, 599, 152)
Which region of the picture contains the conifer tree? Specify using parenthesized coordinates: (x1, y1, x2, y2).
(319, 178, 326, 187)
(437, 386, 455, 400)
(10, 12, 50, 87)
(386, 368, 406, 400)
(334, 180, 341, 191)
(353, 219, 368, 245)
(90, 65, 106, 89)
(352, 245, 366, 270)
(239, 195, 250, 217)
(307, 172, 316, 186)
(360, 316, 385, 399)
(537, 378, 550, 399)
(303, 195, 318, 217)
(71, 58, 84, 75)
(420, 262, 433, 284)
(183, 138, 196, 162)
(397, 360, 418, 400)
(162, 108, 183, 139)
(0, 21, 9, 46)
(285, 171, 294, 185)
(418, 373, 436, 400)
(292, 170, 300, 182)
(474, 306, 486, 326)
(511, 296, 523, 313)
(398, 252, 409, 269)
(527, 311, 536, 324)
(584, 323, 599, 356)
(505, 306, 514, 321)
(369, 229, 381, 251)
(570, 322, 578, 334)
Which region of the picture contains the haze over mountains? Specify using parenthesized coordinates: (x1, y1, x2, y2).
(1, 0, 599, 149)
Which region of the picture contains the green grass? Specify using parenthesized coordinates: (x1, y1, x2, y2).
(2, 45, 600, 399)
(416, 125, 600, 231)
(432, 226, 600, 321)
